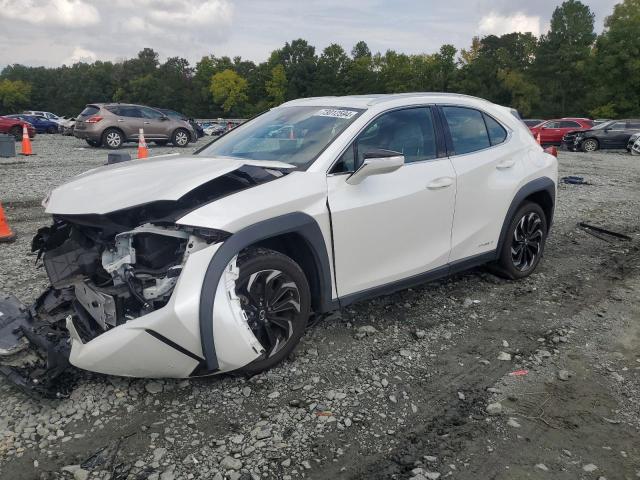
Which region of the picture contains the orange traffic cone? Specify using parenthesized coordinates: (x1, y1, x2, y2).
(137, 128, 148, 159)
(536, 132, 542, 145)
(20, 124, 33, 156)
(0, 202, 16, 243)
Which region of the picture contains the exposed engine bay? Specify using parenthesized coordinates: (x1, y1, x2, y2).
(0, 219, 221, 397)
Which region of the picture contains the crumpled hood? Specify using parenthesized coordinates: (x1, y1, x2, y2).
(46, 155, 294, 215)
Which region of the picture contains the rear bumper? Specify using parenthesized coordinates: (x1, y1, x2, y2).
(73, 128, 101, 141)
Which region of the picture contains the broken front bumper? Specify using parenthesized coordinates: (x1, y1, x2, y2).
(0, 242, 265, 394)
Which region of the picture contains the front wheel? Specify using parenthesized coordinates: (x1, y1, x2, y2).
(495, 202, 548, 280)
(235, 248, 310, 374)
(47, 126, 57, 134)
(582, 138, 599, 152)
(171, 129, 190, 147)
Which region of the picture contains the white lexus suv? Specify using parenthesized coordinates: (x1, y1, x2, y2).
(0, 93, 557, 392)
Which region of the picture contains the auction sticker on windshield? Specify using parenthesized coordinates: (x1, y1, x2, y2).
(314, 109, 359, 119)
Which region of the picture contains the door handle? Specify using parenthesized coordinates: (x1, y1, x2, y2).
(427, 177, 454, 190)
(496, 160, 516, 170)
(143, 121, 150, 124)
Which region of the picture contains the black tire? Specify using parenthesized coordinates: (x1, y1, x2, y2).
(495, 202, 548, 280)
(102, 128, 124, 149)
(234, 248, 311, 374)
(85, 139, 101, 147)
(154, 140, 169, 146)
(47, 126, 57, 134)
(581, 138, 599, 152)
(10, 126, 21, 141)
(171, 128, 190, 147)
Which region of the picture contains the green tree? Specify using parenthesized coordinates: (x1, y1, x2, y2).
(345, 41, 378, 94)
(265, 65, 287, 106)
(210, 69, 248, 113)
(497, 69, 540, 116)
(0, 79, 31, 113)
(314, 44, 350, 95)
(271, 39, 317, 100)
(533, 0, 596, 116)
(588, 0, 640, 116)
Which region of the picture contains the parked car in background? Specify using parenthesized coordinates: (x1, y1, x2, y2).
(0, 115, 36, 140)
(5, 114, 58, 134)
(157, 108, 204, 139)
(567, 119, 640, 152)
(57, 116, 76, 135)
(23, 111, 63, 124)
(627, 132, 640, 152)
(523, 119, 544, 128)
(203, 123, 225, 136)
(74, 103, 197, 149)
(529, 118, 593, 145)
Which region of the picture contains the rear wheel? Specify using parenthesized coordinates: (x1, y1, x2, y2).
(235, 248, 310, 373)
(47, 126, 57, 134)
(495, 202, 547, 280)
(10, 126, 21, 141)
(582, 138, 599, 152)
(102, 128, 124, 149)
(171, 128, 190, 147)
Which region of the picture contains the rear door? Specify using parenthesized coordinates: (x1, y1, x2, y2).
(441, 106, 520, 262)
(139, 107, 169, 140)
(601, 121, 627, 147)
(113, 106, 145, 140)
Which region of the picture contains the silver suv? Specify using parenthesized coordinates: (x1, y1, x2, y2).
(74, 103, 196, 149)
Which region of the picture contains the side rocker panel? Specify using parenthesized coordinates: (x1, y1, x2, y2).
(199, 212, 334, 371)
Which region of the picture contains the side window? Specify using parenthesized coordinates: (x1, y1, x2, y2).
(331, 107, 437, 173)
(610, 121, 626, 130)
(119, 106, 143, 118)
(628, 121, 640, 129)
(140, 107, 164, 119)
(560, 121, 581, 128)
(483, 114, 507, 146)
(544, 121, 560, 128)
(442, 106, 490, 155)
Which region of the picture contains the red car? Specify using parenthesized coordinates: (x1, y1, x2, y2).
(529, 118, 592, 145)
(0, 115, 36, 140)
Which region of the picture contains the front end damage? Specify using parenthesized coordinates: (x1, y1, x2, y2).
(0, 217, 266, 396)
(0, 162, 304, 396)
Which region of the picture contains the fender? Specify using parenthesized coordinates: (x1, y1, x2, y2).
(199, 212, 333, 371)
(496, 176, 556, 257)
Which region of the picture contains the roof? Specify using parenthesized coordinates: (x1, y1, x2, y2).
(280, 92, 493, 109)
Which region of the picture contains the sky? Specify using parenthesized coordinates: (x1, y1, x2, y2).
(0, 0, 622, 68)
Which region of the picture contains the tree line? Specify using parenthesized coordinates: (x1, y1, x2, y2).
(0, 0, 638, 120)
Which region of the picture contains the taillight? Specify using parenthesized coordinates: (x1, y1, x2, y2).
(544, 146, 558, 157)
(85, 116, 103, 123)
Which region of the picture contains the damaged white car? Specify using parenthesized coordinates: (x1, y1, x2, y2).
(0, 93, 557, 395)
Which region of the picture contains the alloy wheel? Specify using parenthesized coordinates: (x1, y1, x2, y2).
(511, 212, 544, 272)
(236, 269, 301, 358)
(106, 132, 122, 148)
(582, 139, 597, 152)
(175, 131, 189, 146)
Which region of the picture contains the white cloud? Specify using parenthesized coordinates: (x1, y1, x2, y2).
(0, 0, 99, 27)
(65, 47, 97, 64)
(148, 0, 233, 27)
(478, 12, 542, 36)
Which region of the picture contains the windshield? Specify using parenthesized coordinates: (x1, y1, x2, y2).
(593, 120, 614, 130)
(198, 106, 364, 169)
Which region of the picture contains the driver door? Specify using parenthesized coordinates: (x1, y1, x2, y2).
(327, 107, 457, 297)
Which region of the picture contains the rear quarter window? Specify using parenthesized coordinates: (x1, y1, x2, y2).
(483, 114, 507, 146)
(442, 106, 491, 155)
(79, 106, 100, 117)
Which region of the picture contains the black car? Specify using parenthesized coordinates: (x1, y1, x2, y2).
(157, 108, 205, 139)
(562, 119, 640, 152)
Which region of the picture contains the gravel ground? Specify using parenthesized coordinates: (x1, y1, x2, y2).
(0, 135, 639, 480)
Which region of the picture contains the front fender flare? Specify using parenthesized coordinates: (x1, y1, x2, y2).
(198, 212, 333, 371)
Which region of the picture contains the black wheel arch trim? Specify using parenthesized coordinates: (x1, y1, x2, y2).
(199, 212, 334, 371)
(496, 176, 555, 257)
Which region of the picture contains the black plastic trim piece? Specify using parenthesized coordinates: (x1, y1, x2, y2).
(339, 251, 496, 308)
(432, 106, 449, 158)
(145, 329, 205, 363)
(496, 177, 556, 256)
(199, 212, 333, 370)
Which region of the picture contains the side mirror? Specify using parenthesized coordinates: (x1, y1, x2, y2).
(346, 149, 404, 185)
